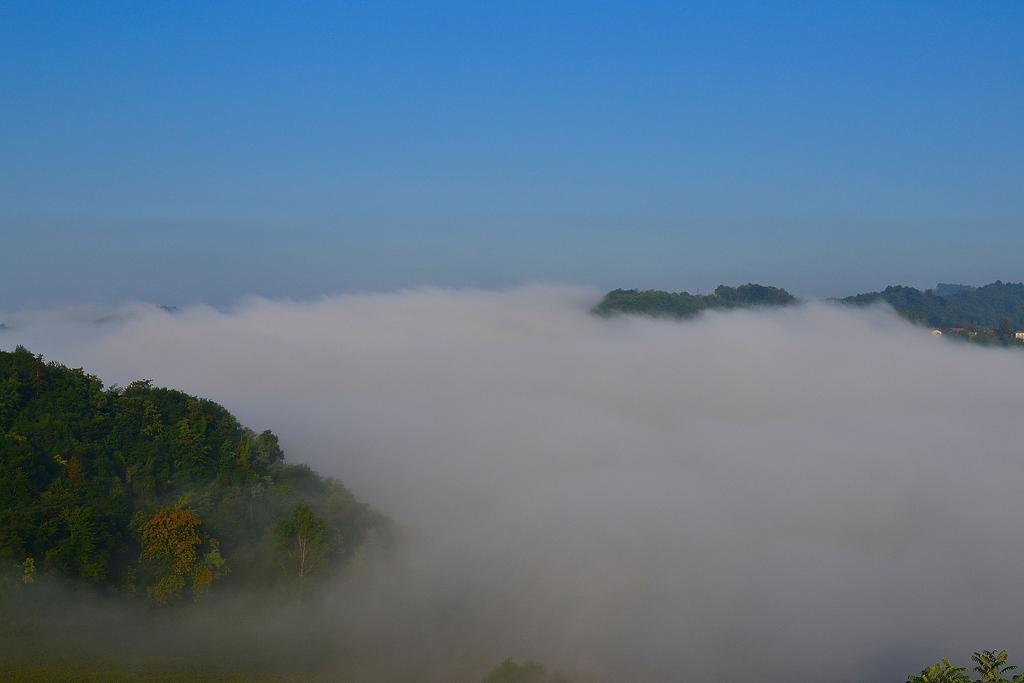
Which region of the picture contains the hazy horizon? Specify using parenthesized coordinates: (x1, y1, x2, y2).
(2, 276, 1023, 318)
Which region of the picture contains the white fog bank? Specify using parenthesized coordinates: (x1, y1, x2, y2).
(4, 285, 1024, 681)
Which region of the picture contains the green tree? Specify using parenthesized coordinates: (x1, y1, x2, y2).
(997, 319, 1014, 346)
(906, 659, 970, 683)
(170, 418, 210, 474)
(0, 376, 20, 423)
(45, 505, 108, 583)
(21, 557, 35, 584)
(276, 504, 328, 580)
(972, 650, 1024, 683)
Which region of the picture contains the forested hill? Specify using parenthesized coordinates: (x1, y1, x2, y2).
(840, 281, 1024, 330)
(593, 284, 796, 318)
(0, 346, 388, 603)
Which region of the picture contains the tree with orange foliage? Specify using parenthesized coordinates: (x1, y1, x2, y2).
(138, 507, 227, 604)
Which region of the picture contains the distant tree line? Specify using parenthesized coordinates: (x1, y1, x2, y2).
(593, 279, 1024, 347)
(0, 346, 389, 604)
(592, 283, 796, 318)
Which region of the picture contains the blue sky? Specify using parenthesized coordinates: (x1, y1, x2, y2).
(1, 1, 1022, 307)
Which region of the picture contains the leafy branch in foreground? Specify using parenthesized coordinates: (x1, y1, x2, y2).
(908, 649, 1024, 683)
(972, 650, 1024, 683)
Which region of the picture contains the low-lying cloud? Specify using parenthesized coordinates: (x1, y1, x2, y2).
(4, 285, 1024, 681)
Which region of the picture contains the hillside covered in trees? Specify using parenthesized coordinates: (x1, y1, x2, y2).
(840, 281, 1024, 329)
(0, 346, 388, 603)
(592, 283, 796, 318)
(594, 280, 1024, 347)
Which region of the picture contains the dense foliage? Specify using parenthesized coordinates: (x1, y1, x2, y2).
(593, 283, 796, 318)
(0, 346, 388, 601)
(841, 281, 1024, 334)
(907, 649, 1024, 683)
